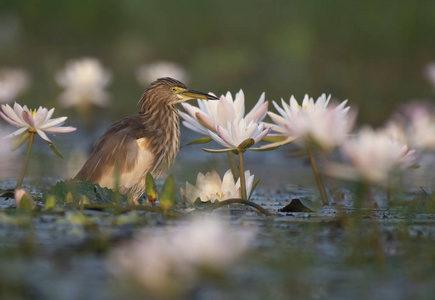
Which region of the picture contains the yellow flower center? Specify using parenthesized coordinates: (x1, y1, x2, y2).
(29, 109, 37, 117)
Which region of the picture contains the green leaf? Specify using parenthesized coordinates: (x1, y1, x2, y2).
(237, 138, 255, 150)
(159, 175, 176, 210)
(11, 132, 30, 151)
(145, 173, 158, 204)
(44, 195, 57, 210)
(248, 178, 260, 200)
(47, 142, 63, 158)
(201, 147, 234, 153)
(43, 179, 123, 205)
(184, 136, 212, 146)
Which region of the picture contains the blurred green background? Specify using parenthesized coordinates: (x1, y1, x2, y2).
(1, 0, 435, 125)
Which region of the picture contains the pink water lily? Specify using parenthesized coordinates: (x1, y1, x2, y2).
(327, 126, 416, 184)
(0, 102, 76, 143)
(179, 90, 268, 135)
(207, 118, 271, 150)
(266, 94, 356, 151)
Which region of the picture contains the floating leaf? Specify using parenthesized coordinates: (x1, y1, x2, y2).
(146, 173, 158, 205)
(159, 175, 176, 210)
(279, 198, 314, 213)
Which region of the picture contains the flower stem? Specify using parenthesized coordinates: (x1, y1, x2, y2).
(227, 151, 240, 181)
(237, 150, 247, 199)
(306, 144, 328, 205)
(16, 132, 35, 190)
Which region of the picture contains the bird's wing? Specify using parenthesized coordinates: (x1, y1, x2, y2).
(75, 115, 155, 192)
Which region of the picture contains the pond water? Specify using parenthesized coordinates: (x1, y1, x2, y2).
(1, 128, 435, 300)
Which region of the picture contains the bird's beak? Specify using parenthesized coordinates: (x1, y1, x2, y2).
(179, 89, 218, 100)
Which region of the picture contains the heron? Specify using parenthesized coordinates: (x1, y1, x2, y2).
(75, 77, 218, 203)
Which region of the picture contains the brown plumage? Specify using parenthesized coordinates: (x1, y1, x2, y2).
(75, 77, 217, 202)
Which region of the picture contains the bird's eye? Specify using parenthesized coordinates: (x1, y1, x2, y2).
(171, 87, 177, 92)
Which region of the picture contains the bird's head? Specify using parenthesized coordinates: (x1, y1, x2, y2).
(138, 77, 218, 112)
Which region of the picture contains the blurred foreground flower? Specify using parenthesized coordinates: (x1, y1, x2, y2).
(327, 126, 416, 184)
(136, 61, 188, 86)
(181, 169, 256, 203)
(425, 62, 435, 89)
(0, 68, 29, 103)
(1, 102, 76, 188)
(14, 188, 35, 209)
(266, 94, 356, 151)
(56, 58, 112, 110)
(180, 90, 268, 136)
(109, 217, 256, 298)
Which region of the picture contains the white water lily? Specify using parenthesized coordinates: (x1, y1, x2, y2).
(0, 102, 76, 144)
(207, 118, 271, 150)
(136, 61, 188, 86)
(328, 126, 416, 183)
(109, 217, 256, 298)
(181, 169, 255, 203)
(266, 94, 356, 151)
(56, 58, 112, 108)
(180, 89, 268, 135)
(425, 62, 435, 89)
(0, 68, 29, 103)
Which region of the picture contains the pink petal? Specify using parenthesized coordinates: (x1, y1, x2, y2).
(233, 89, 245, 120)
(209, 129, 231, 148)
(43, 126, 76, 133)
(217, 125, 235, 148)
(40, 116, 68, 129)
(0, 111, 23, 127)
(36, 129, 52, 142)
(22, 111, 35, 127)
(33, 108, 48, 127)
(182, 120, 207, 135)
(217, 97, 235, 124)
(3, 127, 28, 138)
(1, 104, 25, 126)
(254, 127, 272, 144)
(46, 108, 55, 120)
(246, 101, 268, 123)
